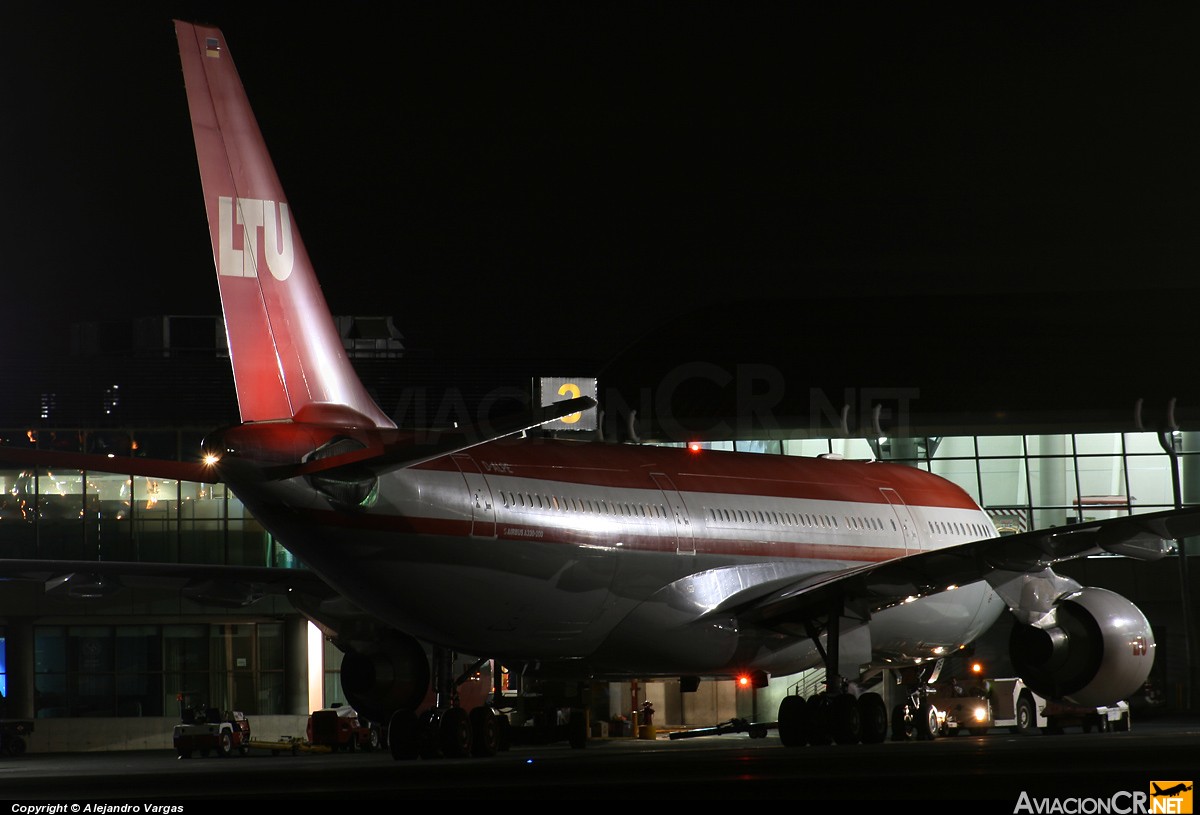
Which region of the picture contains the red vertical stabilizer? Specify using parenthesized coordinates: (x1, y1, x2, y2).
(175, 20, 395, 429)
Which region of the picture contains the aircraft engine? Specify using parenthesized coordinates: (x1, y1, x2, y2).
(1009, 586, 1154, 707)
(339, 631, 431, 724)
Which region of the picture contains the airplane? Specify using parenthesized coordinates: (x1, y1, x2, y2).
(1152, 783, 1193, 797)
(4, 18, 1200, 761)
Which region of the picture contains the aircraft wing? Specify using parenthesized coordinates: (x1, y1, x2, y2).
(727, 505, 1200, 632)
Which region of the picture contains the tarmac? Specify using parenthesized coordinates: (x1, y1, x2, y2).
(1, 712, 1198, 805)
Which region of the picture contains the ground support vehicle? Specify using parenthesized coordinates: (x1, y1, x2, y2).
(307, 706, 382, 752)
(934, 676, 1130, 736)
(173, 695, 251, 758)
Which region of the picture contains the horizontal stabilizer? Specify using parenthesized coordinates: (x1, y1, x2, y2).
(0, 447, 219, 483)
(262, 395, 598, 481)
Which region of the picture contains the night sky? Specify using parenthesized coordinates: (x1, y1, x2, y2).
(3, 4, 1199, 368)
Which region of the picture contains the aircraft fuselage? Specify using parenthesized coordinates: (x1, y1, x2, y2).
(220, 433, 1005, 679)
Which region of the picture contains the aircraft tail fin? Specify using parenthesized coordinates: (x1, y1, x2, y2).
(174, 20, 394, 429)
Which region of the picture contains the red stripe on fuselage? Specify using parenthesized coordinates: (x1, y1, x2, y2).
(416, 438, 979, 509)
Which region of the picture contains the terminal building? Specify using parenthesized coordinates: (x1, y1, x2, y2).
(0, 291, 1196, 751)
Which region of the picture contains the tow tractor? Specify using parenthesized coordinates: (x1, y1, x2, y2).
(172, 693, 251, 758)
(929, 665, 1132, 736)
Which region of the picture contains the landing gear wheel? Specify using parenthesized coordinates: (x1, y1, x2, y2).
(916, 702, 939, 740)
(439, 707, 472, 758)
(388, 709, 419, 760)
(417, 709, 442, 759)
(858, 692, 888, 744)
(469, 707, 499, 757)
(891, 704, 914, 741)
(806, 694, 833, 745)
(777, 694, 809, 747)
(831, 693, 862, 744)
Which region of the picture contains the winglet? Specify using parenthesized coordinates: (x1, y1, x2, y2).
(174, 20, 395, 429)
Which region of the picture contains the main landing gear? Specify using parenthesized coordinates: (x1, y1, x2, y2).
(777, 597, 958, 747)
(388, 648, 507, 760)
(776, 607, 890, 747)
(777, 684, 889, 746)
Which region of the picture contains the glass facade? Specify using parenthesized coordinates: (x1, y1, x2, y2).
(0, 428, 281, 567)
(780, 430, 1198, 535)
(33, 622, 285, 718)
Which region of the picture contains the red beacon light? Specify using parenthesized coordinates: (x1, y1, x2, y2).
(737, 674, 751, 688)
(687, 441, 703, 453)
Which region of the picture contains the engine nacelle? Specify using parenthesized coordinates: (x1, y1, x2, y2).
(339, 631, 431, 723)
(1009, 586, 1154, 707)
